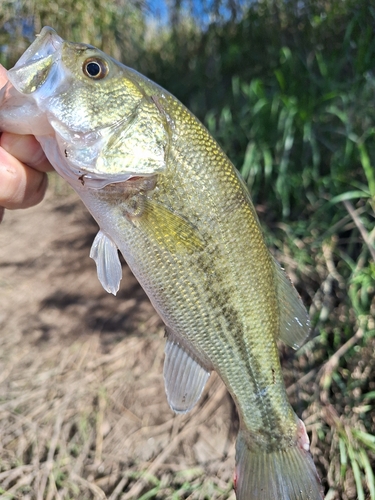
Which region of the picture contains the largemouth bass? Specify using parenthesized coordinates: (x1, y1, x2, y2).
(0, 28, 323, 499)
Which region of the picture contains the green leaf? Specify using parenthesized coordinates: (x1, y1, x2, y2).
(350, 454, 365, 500)
(329, 190, 371, 205)
(357, 142, 375, 198)
(358, 448, 375, 500)
(363, 391, 375, 401)
(353, 429, 375, 451)
(339, 437, 348, 479)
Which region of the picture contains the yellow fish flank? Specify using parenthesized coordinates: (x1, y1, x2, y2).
(0, 28, 323, 499)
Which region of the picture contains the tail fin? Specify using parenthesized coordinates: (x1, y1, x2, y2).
(234, 431, 323, 500)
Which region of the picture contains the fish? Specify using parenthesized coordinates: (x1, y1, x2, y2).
(0, 27, 323, 499)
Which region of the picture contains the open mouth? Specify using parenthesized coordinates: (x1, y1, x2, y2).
(7, 27, 63, 95)
(14, 27, 63, 69)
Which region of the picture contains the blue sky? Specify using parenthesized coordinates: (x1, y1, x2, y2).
(146, 0, 246, 26)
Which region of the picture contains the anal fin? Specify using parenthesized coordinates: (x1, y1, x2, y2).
(90, 230, 122, 295)
(164, 330, 211, 414)
(273, 257, 311, 349)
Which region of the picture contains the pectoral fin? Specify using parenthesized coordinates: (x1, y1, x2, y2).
(133, 199, 205, 254)
(90, 230, 122, 295)
(164, 331, 211, 414)
(273, 257, 311, 349)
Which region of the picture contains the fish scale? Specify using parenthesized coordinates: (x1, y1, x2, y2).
(0, 26, 323, 499)
(91, 102, 295, 446)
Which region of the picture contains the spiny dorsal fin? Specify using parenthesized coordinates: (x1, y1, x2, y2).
(273, 257, 311, 349)
(164, 329, 211, 414)
(89, 230, 122, 295)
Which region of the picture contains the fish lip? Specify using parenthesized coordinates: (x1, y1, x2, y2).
(13, 27, 63, 68)
(73, 171, 150, 189)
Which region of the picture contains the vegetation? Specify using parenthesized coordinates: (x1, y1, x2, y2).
(0, 0, 374, 498)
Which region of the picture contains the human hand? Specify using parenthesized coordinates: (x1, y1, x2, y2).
(0, 65, 53, 222)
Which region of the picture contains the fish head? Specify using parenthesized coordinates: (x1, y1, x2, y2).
(1, 27, 171, 188)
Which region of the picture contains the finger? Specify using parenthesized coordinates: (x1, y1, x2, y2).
(0, 64, 7, 87)
(0, 133, 53, 172)
(0, 146, 48, 210)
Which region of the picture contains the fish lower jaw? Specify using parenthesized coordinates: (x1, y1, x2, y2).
(71, 171, 135, 189)
(52, 160, 137, 189)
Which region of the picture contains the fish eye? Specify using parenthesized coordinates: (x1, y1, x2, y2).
(82, 57, 108, 80)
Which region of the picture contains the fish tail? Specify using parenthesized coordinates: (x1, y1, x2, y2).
(234, 425, 323, 500)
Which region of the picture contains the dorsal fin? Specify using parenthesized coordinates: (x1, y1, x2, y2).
(89, 230, 122, 295)
(273, 257, 311, 349)
(164, 329, 211, 414)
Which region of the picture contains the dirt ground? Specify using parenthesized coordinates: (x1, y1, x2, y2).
(0, 182, 238, 499)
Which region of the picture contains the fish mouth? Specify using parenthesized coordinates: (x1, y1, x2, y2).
(15, 27, 63, 68)
(74, 171, 144, 189)
(71, 164, 159, 190)
(8, 27, 63, 94)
